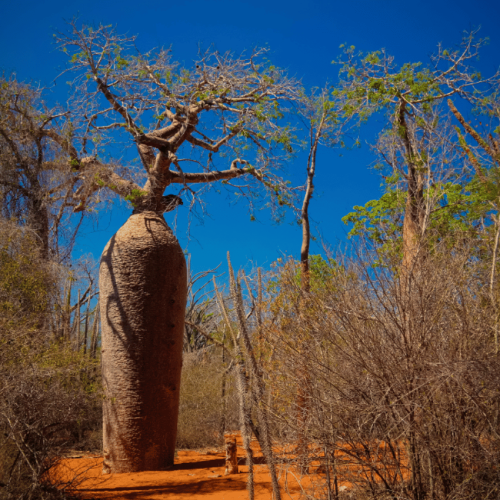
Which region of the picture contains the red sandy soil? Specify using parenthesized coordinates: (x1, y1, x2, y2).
(52, 435, 407, 499)
(51, 435, 313, 500)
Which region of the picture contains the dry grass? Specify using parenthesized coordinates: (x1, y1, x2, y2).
(177, 347, 239, 450)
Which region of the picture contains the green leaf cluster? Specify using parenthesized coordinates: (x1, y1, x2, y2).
(124, 188, 148, 208)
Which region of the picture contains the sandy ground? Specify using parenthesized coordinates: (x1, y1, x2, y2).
(52, 436, 313, 500)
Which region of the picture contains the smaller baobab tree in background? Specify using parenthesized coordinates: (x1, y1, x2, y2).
(55, 21, 300, 473)
(335, 33, 500, 499)
(337, 30, 499, 278)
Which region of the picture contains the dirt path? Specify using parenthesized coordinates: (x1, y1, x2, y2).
(52, 437, 309, 500)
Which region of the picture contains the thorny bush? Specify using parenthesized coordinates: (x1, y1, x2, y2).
(259, 239, 500, 500)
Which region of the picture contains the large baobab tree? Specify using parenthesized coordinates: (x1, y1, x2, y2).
(56, 21, 299, 473)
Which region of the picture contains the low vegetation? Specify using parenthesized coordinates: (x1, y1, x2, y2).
(0, 221, 101, 499)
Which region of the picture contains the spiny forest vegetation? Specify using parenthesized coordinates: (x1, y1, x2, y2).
(1, 22, 499, 500)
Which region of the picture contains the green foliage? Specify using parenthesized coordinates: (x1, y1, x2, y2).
(332, 32, 490, 129)
(306, 254, 340, 291)
(342, 172, 497, 261)
(69, 158, 80, 170)
(268, 255, 340, 295)
(124, 188, 147, 208)
(334, 34, 499, 265)
(342, 190, 405, 243)
(335, 54, 442, 119)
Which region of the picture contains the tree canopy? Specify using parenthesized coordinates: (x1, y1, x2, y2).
(54, 22, 302, 217)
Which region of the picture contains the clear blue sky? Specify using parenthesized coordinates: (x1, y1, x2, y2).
(1, 0, 499, 276)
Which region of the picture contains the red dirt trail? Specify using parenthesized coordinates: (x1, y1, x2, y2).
(52, 436, 311, 500)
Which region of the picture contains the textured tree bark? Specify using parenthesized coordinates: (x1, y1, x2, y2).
(31, 195, 50, 261)
(402, 195, 422, 274)
(99, 211, 187, 473)
(397, 101, 426, 280)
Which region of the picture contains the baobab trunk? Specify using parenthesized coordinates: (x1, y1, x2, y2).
(99, 211, 187, 473)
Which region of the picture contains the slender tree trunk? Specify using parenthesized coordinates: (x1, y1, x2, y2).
(397, 102, 430, 498)
(83, 295, 91, 354)
(402, 196, 422, 272)
(297, 115, 324, 472)
(100, 211, 187, 473)
(300, 116, 323, 293)
(74, 289, 81, 349)
(220, 331, 227, 439)
(396, 103, 427, 359)
(90, 303, 100, 359)
(235, 367, 255, 500)
(228, 259, 281, 500)
(63, 281, 72, 341)
(215, 278, 255, 500)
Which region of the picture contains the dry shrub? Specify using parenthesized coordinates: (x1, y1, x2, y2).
(176, 346, 239, 449)
(0, 220, 102, 499)
(263, 240, 500, 500)
(0, 357, 101, 500)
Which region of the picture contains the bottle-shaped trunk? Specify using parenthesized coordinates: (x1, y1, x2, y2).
(99, 211, 187, 473)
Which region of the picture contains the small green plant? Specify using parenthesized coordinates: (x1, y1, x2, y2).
(124, 188, 147, 208)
